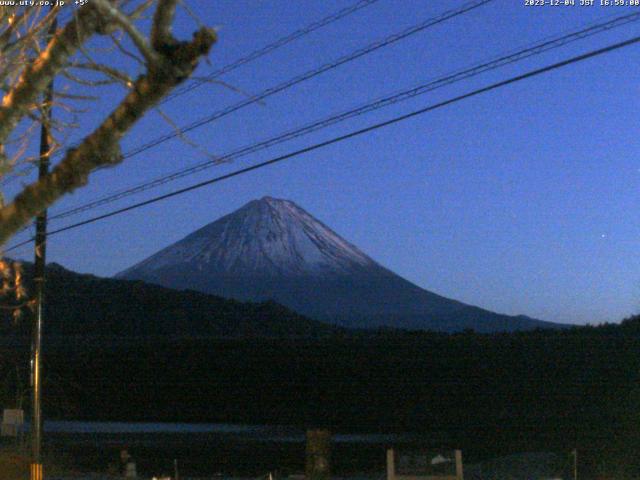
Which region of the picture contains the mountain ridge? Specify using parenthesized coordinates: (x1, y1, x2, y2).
(0, 260, 337, 338)
(118, 196, 379, 278)
(117, 197, 566, 333)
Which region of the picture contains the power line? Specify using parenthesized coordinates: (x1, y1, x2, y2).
(163, 0, 382, 103)
(48, 10, 640, 222)
(3, 0, 489, 187)
(6, 33, 640, 253)
(0, 0, 382, 187)
(3, 0, 492, 204)
(121, 0, 493, 160)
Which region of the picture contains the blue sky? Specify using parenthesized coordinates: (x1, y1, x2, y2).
(6, 0, 640, 325)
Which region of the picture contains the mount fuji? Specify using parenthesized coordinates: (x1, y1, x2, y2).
(116, 197, 564, 332)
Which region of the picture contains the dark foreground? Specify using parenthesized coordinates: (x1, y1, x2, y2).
(2, 323, 640, 477)
(26, 427, 570, 478)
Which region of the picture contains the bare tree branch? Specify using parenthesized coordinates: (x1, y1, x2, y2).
(0, 7, 105, 144)
(93, 0, 160, 65)
(151, 0, 178, 50)
(0, 25, 216, 244)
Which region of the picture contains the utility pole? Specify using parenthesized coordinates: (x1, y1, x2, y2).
(31, 9, 57, 480)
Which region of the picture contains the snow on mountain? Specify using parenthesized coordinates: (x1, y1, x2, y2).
(119, 197, 376, 278)
(117, 197, 565, 332)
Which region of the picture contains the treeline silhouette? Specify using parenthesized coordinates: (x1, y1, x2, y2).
(2, 262, 640, 476)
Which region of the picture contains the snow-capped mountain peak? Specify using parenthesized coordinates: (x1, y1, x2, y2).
(119, 197, 376, 278)
(117, 197, 563, 332)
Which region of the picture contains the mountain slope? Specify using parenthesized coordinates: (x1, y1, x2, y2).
(118, 196, 377, 278)
(117, 197, 565, 332)
(0, 262, 336, 338)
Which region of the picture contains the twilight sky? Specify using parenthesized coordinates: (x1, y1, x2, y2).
(5, 0, 640, 325)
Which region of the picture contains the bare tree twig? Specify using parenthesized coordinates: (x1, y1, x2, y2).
(0, 6, 105, 144)
(93, 0, 160, 65)
(0, 23, 216, 244)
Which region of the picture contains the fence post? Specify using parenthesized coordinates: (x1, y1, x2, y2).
(455, 450, 463, 480)
(386, 449, 395, 480)
(306, 429, 331, 480)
